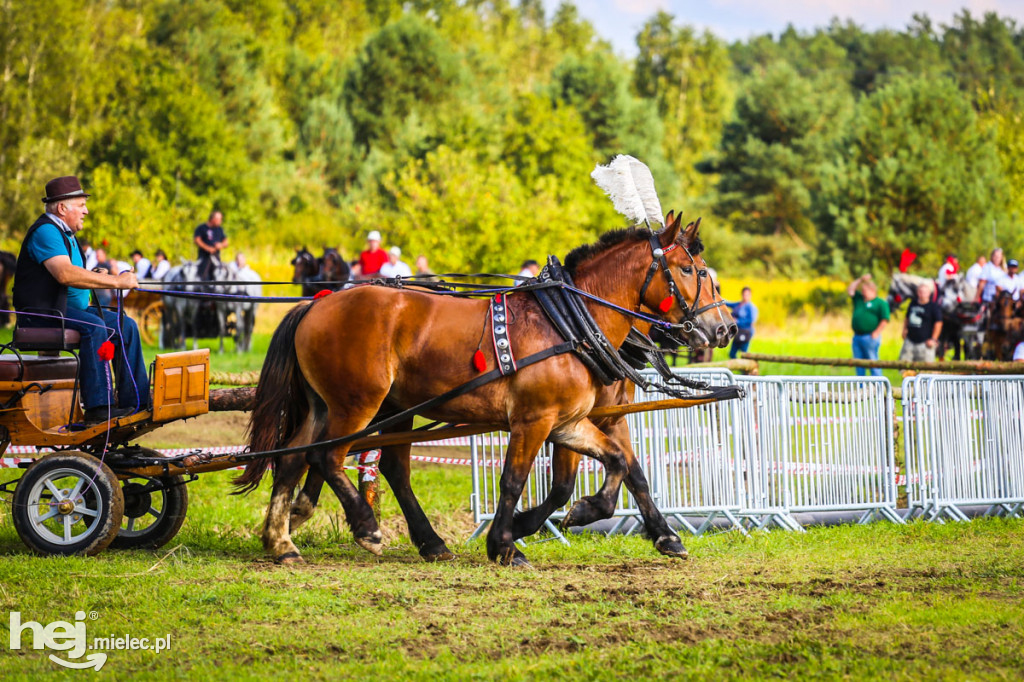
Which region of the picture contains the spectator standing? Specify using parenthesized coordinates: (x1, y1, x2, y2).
(359, 230, 388, 278)
(900, 283, 943, 362)
(936, 253, 958, 286)
(517, 259, 540, 278)
(130, 250, 151, 279)
(415, 254, 437, 281)
(976, 248, 1006, 303)
(379, 246, 412, 278)
(964, 255, 986, 292)
(998, 259, 1023, 300)
(847, 274, 890, 377)
(149, 249, 171, 280)
(194, 210, 228, 280)
(725, 287, 758, 359)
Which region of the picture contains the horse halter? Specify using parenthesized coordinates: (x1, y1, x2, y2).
(638, 231, 727, 334)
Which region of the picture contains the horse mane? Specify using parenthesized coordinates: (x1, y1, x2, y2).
(564, 228, 653, 276)
(563, 224, 704, 276)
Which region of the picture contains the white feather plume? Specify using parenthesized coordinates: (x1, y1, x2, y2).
(590, 155, 664, 226)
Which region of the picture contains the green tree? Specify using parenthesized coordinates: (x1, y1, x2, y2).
(343, 16, 463, 152)
(702, 62, 853, 246)
(818, 75, 1009, 274)
(634, 12, 733, 199)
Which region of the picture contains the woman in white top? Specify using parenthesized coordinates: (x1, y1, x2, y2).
(976, 248, 1007, 303)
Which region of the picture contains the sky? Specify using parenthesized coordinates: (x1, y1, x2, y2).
(545, 0, 1024, 55)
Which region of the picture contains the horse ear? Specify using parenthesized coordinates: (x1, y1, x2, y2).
(664, 210, 675, 227)
(682, 217, 702, 247)
(660, 212, 683, 246)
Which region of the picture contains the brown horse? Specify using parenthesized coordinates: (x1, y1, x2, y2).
(236, 216, 734, 565)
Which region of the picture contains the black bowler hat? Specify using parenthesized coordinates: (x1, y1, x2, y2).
(41, 176, 90, 203)
(1009, 259, 1019, 268)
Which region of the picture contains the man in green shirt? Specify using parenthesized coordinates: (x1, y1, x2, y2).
(847, 274, 889, 376)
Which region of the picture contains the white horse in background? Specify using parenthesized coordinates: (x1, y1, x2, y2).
(222, 257, 262, 353)
(161, 259, 235, 352)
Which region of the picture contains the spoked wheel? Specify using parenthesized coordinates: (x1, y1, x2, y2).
(110, 475, 189, 550)
(139, 301, 163, 346)
(12, 452, 124, 556)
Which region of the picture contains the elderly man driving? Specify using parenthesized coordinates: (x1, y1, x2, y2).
(12, 176, 149, 424)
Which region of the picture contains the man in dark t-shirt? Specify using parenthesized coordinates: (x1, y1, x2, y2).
(900, 283, 943, 362)
(194, 210, 228, 280)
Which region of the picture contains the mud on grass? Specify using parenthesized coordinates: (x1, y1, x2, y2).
(0, 464, 1022, 680)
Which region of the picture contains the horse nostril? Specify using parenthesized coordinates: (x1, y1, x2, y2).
(715, 325, 728, 339)
(729, 324, 738, 337)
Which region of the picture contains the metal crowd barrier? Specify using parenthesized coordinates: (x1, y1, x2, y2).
(902, 374, 1024, 522)
(735, 376, 902, 529)
(468, 368, 741, 543)
(467, 370, 1024, 545)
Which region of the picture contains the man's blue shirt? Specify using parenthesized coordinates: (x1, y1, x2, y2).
(25, 218, 90, 310)
(728, 300, 758, 330)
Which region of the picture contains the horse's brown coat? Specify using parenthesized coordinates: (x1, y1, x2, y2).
(241, 216, 735, 564)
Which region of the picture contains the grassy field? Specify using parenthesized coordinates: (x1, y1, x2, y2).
(3, 285, 1022, 679)
(0, 464, 1021, 680)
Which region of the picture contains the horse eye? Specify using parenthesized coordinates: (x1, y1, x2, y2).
(681, 266, 693, 275)
(698, 269, 708, 277)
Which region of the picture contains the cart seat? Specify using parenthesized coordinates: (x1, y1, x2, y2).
(12, 327, 81, 352)
(0, 354, 80, 382)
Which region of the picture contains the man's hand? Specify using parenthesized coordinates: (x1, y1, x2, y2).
(925, 338, 937, 348)
(115, 271, 139, 290)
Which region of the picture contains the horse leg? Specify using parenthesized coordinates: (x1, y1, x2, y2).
(488, 418, 556, 567)
(553, 418, 687, 559)
(511, 445, 580, 541)
(314, 416, 384, 555)
(376, 438, 455, 562)
(263, 448, 313, 564)
(290, 468, 324, 532)
(560, 417, 635, 530)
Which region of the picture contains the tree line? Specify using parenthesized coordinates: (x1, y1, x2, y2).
(1, 1, 1020, 277)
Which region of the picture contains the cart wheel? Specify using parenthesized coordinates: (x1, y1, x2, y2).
(140, 301, 163, 346)
(11, 452, 124, 557)
(110, 475, 188, 550)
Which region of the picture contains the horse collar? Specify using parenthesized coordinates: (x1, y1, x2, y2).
(490, 293, 517, 375)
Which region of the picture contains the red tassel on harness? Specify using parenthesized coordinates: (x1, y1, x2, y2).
(472, 349, 486, 372)
(658, 296, 673, 313)
(313, 289, 331, 300)
(898, 249, 917, 273)
(97, 340, 115, 362)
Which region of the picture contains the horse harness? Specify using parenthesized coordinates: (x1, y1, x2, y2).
(638, 230, 727, 336)
(197, 242, 740, 466)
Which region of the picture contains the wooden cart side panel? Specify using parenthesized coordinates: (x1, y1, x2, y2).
(152, 350, 210, 422)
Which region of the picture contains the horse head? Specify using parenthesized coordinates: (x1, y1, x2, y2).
(646, 211, 735, 349)
(291, 247, 318, 283)
(320, 248, 351, 286)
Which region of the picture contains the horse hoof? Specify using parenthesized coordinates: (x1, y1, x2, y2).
(421, 550, 456, 563)
(355, 532, 384, 556)
(655, 535, 689, 559)
(275, 551, 304, 565)
(560, 500, 592, 529)
(498, 547, 533, 569)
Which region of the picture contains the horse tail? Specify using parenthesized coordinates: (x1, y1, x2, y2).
(232, 302, 316, 494)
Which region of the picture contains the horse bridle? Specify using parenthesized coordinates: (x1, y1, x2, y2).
(638, 231, 728, 335)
